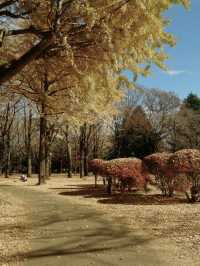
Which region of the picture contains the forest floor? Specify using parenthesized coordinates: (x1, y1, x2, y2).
(0, 174, 200, 265)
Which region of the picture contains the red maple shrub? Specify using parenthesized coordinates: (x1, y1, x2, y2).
(143, 153, 172, 176)
(89, 159, 105, 176)
(168, 149, 200, 202)
(89, 159, 106, 187)
(89, 157, 149, 194)
(143, 152, 185, 197)
(101, 158, 149, 192)
(168, 149, 200, 173)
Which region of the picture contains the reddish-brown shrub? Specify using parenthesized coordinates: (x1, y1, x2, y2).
(89, 159, 107, 187)
(90, 157, 150, 193)
(168, 149, 200, 174)
(143, 152, 183, 197)
(143, 152, 172, 176)
(168, 149, 200, 202)
(89, 159, 106, 176)
(101, 158, 149, 191)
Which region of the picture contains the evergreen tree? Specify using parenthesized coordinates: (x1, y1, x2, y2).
(184, 93, 200, 111)
(111, 106, 160, 159)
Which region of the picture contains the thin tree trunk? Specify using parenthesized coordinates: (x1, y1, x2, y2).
(65, 125, 72, 178)
(83, 123, 88, 177)
(38, 71, 50, 184)
(79, 154, 84, 178)
(60, 159, 63, 173)
(74, 142, 78, 174)
(83, 148, 88, 176)
(95, 174, 98, 188)
(81, 122, 91, 177)
(0, 142, 4, 175)
(4, 134, 10, 178)
(107, 177, 112, 195)
(93, 125, 99, 159)
(67, 145, 72, 178)
(49, 152, 52, 176)
(27, 155, 32, 177)
(44, 132, 50, 179)
(38, 112, 47, 184)
(27, 109, 32, 177)
(4, 152, 10, 178)
(45, 152, 50, 179)
(79, 125, 84, 178)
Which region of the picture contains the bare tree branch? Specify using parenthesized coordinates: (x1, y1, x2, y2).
(6, 26, 48, 37)
(0, 9, 31, 19)
(0, 0, 17, 10)
(0, 32, 53, 85)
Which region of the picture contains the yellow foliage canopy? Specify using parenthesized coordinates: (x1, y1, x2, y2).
(1, 0, 190, 120)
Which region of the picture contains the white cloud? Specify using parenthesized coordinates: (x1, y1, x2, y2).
(165, 70, 187, 76)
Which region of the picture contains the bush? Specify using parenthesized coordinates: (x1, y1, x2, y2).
(89, 159, 105, 176)
(90, 157, 150, 194)
(89, 159, 106, 187)
(168, 149, 200, 202)
(101, 158, 149, 192)
(143, 152, 178, 197)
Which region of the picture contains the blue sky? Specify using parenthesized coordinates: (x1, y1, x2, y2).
(126, 0, 200, 99)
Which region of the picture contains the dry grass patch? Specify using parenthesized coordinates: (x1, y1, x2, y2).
(0, 182, 29, 266)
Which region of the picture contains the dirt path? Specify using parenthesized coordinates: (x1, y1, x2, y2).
(0, 179, 198, 266)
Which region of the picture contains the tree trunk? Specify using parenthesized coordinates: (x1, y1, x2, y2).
(4, 151, 10, 178)
(27, 155, 32, 178)
(4, 134, 10, 178)
(93, 125, 99, 159)
(79, 154, 84, 178)
(79, 125, 84, 178)
(49, 153, 52, 176)
(27, 108, 32, 177)
(38, 72, 51, 184)
(67, 145, 72, 178)
(38, 113, 47, 184)
(65, 125, 72, 178)
(44, 132, 50, 179)
(82, 123, 91, 177)
(60, 159, 63, 173)
(83, 148, 88, 176)
(107, 177, 112, 195)
(95, 174, 98, 188)
(45, 152, 50, 179)
(0, 142, 4, 176)
(74, 142, 78, 174)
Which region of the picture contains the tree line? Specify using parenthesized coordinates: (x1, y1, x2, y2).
(1, 87, 199, 182)
(111, 90, 200, 158)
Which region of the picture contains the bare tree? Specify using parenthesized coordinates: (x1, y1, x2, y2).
(142, 88, 180, 151)
(169, 106, 200, 151)
(0, 92, 20, 177)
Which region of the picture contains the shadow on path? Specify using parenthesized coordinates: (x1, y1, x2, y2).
(0, 184, 179, 266)
(55, 184, 186, 205)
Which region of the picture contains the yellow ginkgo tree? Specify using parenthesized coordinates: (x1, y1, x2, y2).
(0, 0, 189, 85)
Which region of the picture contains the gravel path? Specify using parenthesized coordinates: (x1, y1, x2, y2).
(0, 176, 199, 266)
